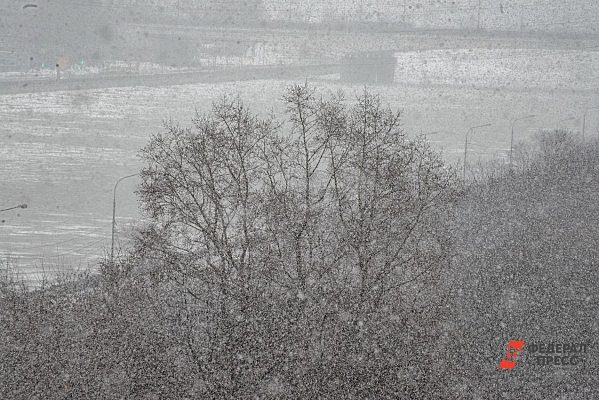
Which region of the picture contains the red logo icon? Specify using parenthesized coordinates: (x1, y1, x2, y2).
(499, 340, 525, 369)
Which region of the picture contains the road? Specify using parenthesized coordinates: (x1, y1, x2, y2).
(0, 64, 340, 95)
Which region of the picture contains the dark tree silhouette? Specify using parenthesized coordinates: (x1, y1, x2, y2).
(136, 84, 460, 397)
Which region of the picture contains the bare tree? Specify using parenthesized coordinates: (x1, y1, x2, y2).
(136, 84, 460, 397)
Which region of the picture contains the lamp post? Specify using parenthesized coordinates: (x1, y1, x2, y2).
(111, 173, 139, 264)
(557, 116, 576, 130)
(421, 130, 442, 145)
(582, 107, 599, 139)
(463, 123, 491, 180)
(420, 130, 440, 136)
(0, 204, 27, 213)
(510, 115, 536, 168)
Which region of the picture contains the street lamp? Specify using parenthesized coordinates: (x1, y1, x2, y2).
(463, 123, 492, 180)
(111, 173, 139, 264)
(0, 204, 27, 213)
(582, 106, 599, 139)
(425, 130, 443, 140)
(510, 115, 536, 168)
(419, 130, 441, 141)
(557, 116, 576, 130)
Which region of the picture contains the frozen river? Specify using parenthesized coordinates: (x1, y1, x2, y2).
(1, 47, 598, 278)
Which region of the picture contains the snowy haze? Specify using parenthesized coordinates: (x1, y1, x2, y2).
(1, 1, 599, 399)
(1, 0, 598, 274)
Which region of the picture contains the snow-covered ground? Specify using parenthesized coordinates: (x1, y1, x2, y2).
(0, 43, 300, 84)
(395, 48, 599, 91)
(1, 47, 597, 277)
